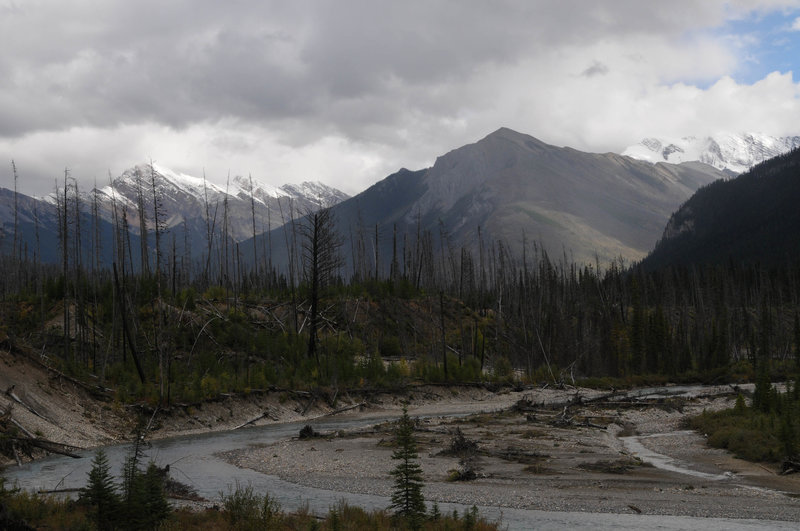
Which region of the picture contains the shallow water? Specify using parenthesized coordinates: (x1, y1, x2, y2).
(621, 431, 731, 481)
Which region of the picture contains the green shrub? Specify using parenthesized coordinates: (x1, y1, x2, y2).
(491, 357, 513, 382)
(691, 409, 782, 462)
(221, 481, 283, 530)
(380, 335, 403, 358)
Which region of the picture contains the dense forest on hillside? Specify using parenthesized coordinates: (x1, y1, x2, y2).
(644, 145, 800, 268)
(1, 186, 799, 409)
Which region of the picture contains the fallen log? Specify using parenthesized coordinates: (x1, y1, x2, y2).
(233, 411, 271, 430)
(781, 458, 800, 475)
(5, 385, 53, 423)
(322, 402, 366, 417)
(490, 446, 548, 464)
(37, 488, 81, 494)
(301, 396, 316, 416)
(8, 416, 36, 439)
(9, 437, 82, 459)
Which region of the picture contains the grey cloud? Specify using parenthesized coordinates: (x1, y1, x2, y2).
(0, 0, 745, 141)
(582, 61, 610, 77)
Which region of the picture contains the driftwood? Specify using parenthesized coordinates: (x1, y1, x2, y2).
(301, 396, 316, 416)
(10, 416, 36, 439)
(491, 446, 548, 464)
(322, 402, 366, 417)
(5, 385, 53, 423)
(233, 411, 274, 430)
(37, 488, 81, 494)
(781, 458, 800, 475)
(9, 437, 82, 459)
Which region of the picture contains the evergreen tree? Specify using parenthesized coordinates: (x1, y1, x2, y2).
(780, 403, 798, 458)
(79, 449, 120, 531)
(794, 312, 800, 372)
(753, 366, 773, 413)
(120, 461, 169, 530)
(390, 406, 426, 529)
(118, 436, 169, 531)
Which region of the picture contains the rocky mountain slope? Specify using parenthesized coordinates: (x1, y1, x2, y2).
(272, 127, 727, 270)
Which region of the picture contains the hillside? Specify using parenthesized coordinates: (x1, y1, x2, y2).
(642, 146, 800, 268)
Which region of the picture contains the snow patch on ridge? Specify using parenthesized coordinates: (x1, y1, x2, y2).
(623, 133, 800, 174)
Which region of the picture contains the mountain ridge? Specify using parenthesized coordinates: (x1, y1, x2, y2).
(254, 127, 728, 273)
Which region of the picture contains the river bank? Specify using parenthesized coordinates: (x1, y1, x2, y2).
(4, 345, 800, 522)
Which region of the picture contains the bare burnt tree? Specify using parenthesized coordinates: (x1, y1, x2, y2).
(134, 168, 149, 276)
(33, 186, 44, 335)
(299, 207, 343, 361)
(72, 179, 85, 365)
(148, 162, 169, 401)
(278, 197, 299, 331)
(56, 171, 70, 362)
(248, 174, 258, 285)
(91, 181, 101, 370)
(222, 175, 231, 292)
(11, 161, 19, 282)
(201, 171, 219, 287)
(391, 223, 399, 283)
(149, 161, 166, 284)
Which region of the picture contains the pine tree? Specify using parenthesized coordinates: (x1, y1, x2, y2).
(79, 449, 120, 531)
(390, 406, 426, 529)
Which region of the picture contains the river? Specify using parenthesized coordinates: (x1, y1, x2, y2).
(4, 384, 794, 530)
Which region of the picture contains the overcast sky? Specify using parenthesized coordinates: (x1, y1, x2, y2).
(2, 0, 800, 196)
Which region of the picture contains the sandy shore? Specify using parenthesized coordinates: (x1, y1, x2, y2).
(220, 386, 800, 521)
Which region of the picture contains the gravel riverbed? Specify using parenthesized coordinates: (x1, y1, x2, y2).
(220, 387, 800, 521)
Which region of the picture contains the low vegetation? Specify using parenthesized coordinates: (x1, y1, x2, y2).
(0, 481, 500, 531)
(0, 408, 501, 530)
(690, 380, 800, 465)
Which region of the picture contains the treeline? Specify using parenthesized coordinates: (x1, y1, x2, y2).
(2, 242, 799, 405)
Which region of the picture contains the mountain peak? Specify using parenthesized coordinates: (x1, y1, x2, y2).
(482, 127, 548, 147)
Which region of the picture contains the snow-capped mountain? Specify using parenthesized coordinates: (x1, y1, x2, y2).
(622, 133, 800, 174)
(7, 163, 349, 265)
(86, 163, 349, 241)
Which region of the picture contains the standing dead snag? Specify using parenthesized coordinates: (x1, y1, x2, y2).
(299, 206, 343, 362)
